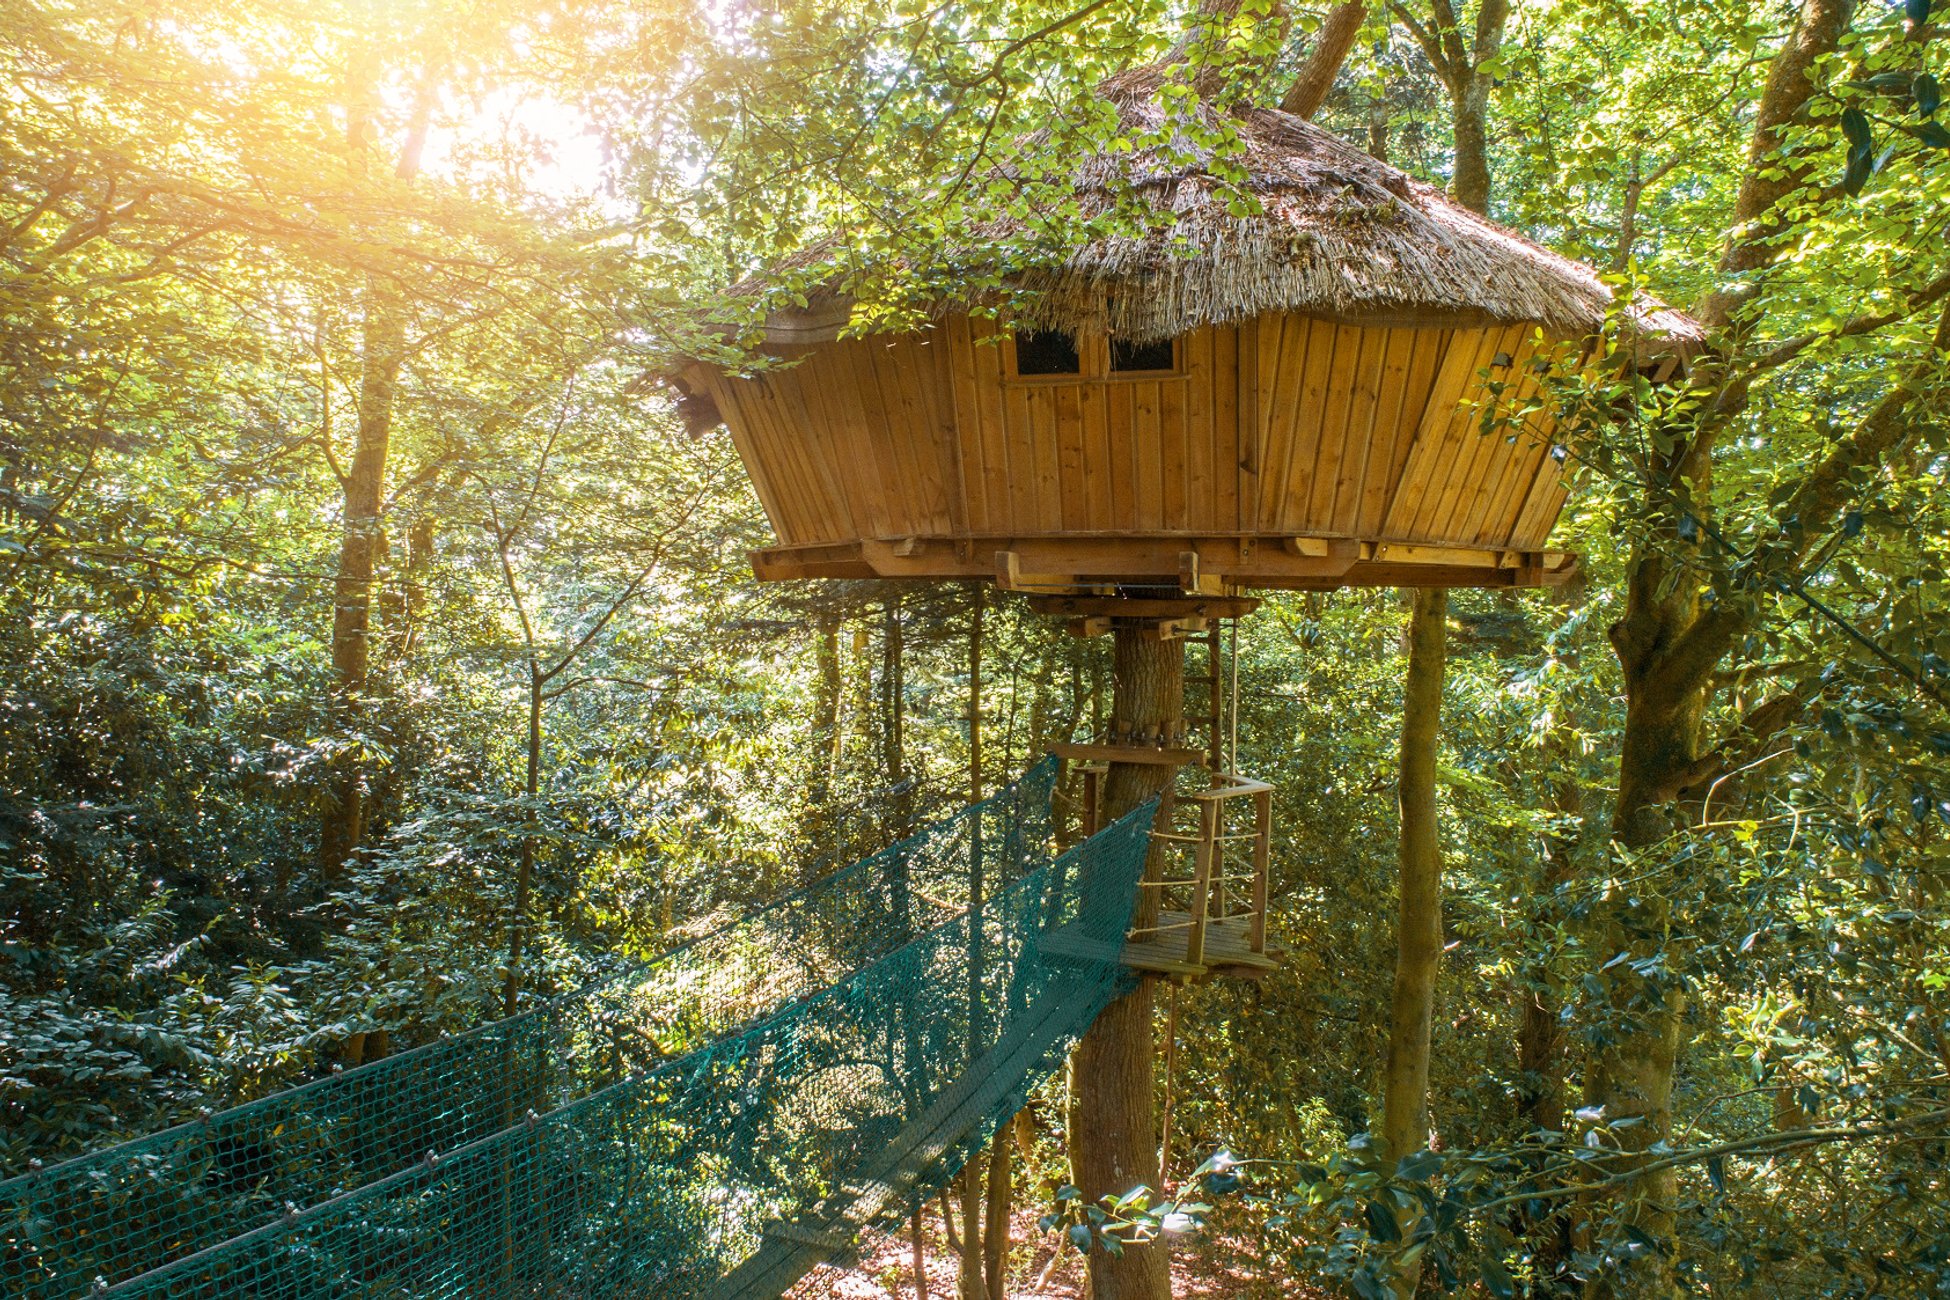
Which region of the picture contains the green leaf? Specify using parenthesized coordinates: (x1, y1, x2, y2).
(1842, 143, 1874, 196)
(1917, 73, 1942, 117)
(1841, 107, 1874, 151)
(1481, 1256, 1517, 1298)
(1904, 121, 1950, 148)
(1907, 0, 1931, 26)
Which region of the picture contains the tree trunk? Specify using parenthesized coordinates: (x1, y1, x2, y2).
(982, 1125, 1012, 1298)
(502, 663, 543, 1018)
(882, 596, 911, 839)
(319, 288, 405, 879)
(1067, 624, 1182, 1300)
(1450, 82, 1491, 215)
(1383, 588, 1447, 1295)
(803, 608, 843, 882)
(318, 55, 431, 882)
(1280, 0, 1368, 118)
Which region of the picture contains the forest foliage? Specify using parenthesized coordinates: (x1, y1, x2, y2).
(3, 0, 1949, 1294)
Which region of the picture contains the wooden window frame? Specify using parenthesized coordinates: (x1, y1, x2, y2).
(1003, 331, 1182, 384)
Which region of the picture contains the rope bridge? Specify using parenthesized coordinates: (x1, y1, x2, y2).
(3, 761, 1157, 1299)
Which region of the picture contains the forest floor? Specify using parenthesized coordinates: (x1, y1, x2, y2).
(795, 1205, 1327, 1299)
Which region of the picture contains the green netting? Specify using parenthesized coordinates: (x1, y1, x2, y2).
(87, 798, 1155, 1300)
(1, 761, 1060, 1299)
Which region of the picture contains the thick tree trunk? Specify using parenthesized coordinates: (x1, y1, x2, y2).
(1067, 624, 1182, 1300)
(957, 586, 989, 1299)
(1450, 75, 1494, 215)
(982, 1128, 1011, 1298)
(1382, 588, 1446, 1294)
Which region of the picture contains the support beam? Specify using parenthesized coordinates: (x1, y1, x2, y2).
(1065, 622, 1184, 1300)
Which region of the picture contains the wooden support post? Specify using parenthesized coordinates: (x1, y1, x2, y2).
(1066, 620, 1182, 1300)
(1251, 789, 1271, 954)
(1185, 797, 1218, 968)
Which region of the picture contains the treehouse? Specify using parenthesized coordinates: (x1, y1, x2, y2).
(676, 65, 1697, 986)
(676, 69, 1697, 601)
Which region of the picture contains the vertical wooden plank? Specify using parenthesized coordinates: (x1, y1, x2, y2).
(1349, 328, 1416, 535)
(818, 343, 897, 539)
(1081, 377, 1110, 528)
(1263, 315, 1312, 530)
(1032, 387, 1064, 532)
(909, 331, 965, 535)
(883, 335, 950, 534)
(1294, 317, 1341, 530)
(846, 338, 916, 536)
(1211, 324, 1240, 533)
(1511, 448, 1571, 549)
(1160, 378, 1189, 532)
(1234, 318, 1260, 532)
(1002, 381, 1034, 535)
(1134, 380, 1164, 531)
(1107, 381, 1136, 530)
(1329, 326, 1389, 533)
(1452, 330, 1547, 545)
(1055, 383, 1087, 531)
(943, 316, 989, 535)
(1381, 326, 1496, 539)
(710, 378, 793, 542)
(1305, 322, 1359, 532)
(766, 355, 860, 543)
(1424, 325, 1523, 542)
(1183, 329, 1214, 532)
(1363, 328, 1446, 535)
(971, 321, 1016, 535)
(1254, 315, 1288, 529)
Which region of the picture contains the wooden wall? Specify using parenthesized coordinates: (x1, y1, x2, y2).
(700, 312, 1569, 555)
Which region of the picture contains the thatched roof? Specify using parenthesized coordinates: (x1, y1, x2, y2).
(728, 64, 1700, 351)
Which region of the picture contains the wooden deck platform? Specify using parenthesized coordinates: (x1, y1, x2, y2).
(1042, 913, 1280, 982)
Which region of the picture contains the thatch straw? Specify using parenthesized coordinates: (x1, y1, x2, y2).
(729, 63, 1700, 350)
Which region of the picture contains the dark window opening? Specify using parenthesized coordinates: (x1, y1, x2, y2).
(1014, 329, 1080, 375)
(1111, 336, 1176, 373)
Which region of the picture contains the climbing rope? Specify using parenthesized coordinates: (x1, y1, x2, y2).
(1, 761, 1061, 1299)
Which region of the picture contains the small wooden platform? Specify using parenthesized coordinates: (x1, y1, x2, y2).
(1042, 914, 1280, 982)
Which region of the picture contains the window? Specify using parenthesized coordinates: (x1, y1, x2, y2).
(1110, 335, 1176, 373)
(1013, 329, 1080, 376)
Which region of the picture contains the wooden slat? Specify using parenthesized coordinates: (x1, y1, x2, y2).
(943, 315, 990, 534)
(846, 339, 917, 536)
(1362, 327, 1447, 535)
(971, 322, 1015, 534)
(1350, 327, 1418, 535)
(1453, 330, 1549, 545)
(910, 332, 966, 535)
(708, 377, 794, 542)
(1081, 377, 1110, 526)
(1183, 329, 1213, 531)
(1107, 380, 1135, 530)
(1211, 323, 1240, 531)
(1310, 323, 1372, 530)
(759, 356, 857, 544)
(1160, 377, 1188, 531)
(1420, 325, 1521, 541)
(1055, 382, 1086, 531)
(1001, 380, 1035, 534)
(1259, 315, 1306, 530)
(1381, 325, 1496, 539)
(1134, 380, 1164, 531)
(1329, 325, 1389, 531)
